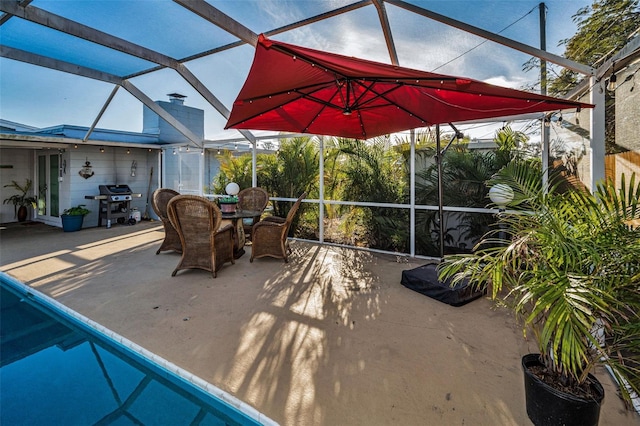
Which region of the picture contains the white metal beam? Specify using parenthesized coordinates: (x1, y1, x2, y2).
(384, 0, 594, 76)
(120, 81, 204, 148)
(264, 1, 372, 39)
(0, 0, 31, 25)
(175, 64, 230, 119)
(84, 86, 120, 142)
(372, 0, 399, 65)
(0, 45, 123, 84)
(0, 1, 179, 69)
(589, 77, 606, 190)
(173, 0, 258, 46)
(409, 129, 415, 257)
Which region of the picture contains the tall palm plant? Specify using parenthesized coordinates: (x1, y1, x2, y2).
(331, 137, 407, 251)
(257, 137, 319, 238)
(210, 150, 253, 193)
(439, 162, 640, 408)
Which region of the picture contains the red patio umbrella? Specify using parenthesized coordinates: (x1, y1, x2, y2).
(226, 34, 592, 139)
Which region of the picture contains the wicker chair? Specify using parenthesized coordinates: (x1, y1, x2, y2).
(151, 188, 181, 254)
(237, 187, 269, 240)
(250, 192, 306, 263)
(167, 195, 235, 278)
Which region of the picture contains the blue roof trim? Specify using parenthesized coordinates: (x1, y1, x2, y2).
(33, 125, 160, 144)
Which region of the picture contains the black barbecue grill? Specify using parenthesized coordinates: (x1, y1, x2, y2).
(85, 184, 141, 227)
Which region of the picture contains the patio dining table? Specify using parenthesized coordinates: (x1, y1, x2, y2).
(220, 209, 262, 259)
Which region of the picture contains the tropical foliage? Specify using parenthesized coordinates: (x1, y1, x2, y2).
(327, 137, 407, 251)
(212, 136, 319, 239)
(412, 126, 524, 256)
(438, 163, 640, 404)
(3, 179, 37, 218)
(211, 126, 528, 253)
(210, 150, 254, 193)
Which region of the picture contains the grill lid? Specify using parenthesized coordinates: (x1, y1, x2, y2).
(99, 184, 133, 195)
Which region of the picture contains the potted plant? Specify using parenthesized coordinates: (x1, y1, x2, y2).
(61, 204, 91, 232)
(218, 195, 238, 213)
(438, 161, 640, 425)
(3, 179, 37, 222)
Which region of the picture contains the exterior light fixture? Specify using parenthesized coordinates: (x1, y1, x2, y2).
(172, 148, 176, 155)
(100, 146, 105, 153)
(217, 148, 221, 155)
(489, 184, 514, 211)
(607, 73, 617, 92)
(225, 182, 240, 196)
(234, 144, 238, 150)
(74, 144, 78, 149)
(126, 148, 130, 154)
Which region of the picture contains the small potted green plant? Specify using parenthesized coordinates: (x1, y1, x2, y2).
(61, 204, 91, 232)
(3, 179, 37, 222)
(218, 195, 238, 213)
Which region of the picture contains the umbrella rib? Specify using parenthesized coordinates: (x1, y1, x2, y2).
(239, 81, 334, 103)
(351, 80, 432, 125)
(270, 42, 457, 86)
(419, 89, 557, 113)
(226, 82, 339, 129)
(301, 84, 342, 133)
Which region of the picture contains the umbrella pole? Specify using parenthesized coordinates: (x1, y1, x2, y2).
(436, 125, 444, 260)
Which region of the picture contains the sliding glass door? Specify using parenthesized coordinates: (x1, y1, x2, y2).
(36, 152, 60, 223)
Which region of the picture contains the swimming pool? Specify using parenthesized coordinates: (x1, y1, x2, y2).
(0, 272, 277, 426)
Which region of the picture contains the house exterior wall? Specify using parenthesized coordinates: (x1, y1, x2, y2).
(0, 145, 161, 226)
(0, 149, 34, 223)
(615, 60, 640, 153)
(67, 146, 160, 228)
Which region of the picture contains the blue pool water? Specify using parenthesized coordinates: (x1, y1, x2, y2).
(0, 273, 272, 425)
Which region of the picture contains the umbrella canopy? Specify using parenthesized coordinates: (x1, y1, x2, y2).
(226, 34, 592, 140)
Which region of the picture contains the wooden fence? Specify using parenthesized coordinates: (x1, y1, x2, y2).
(605, 150, 640, 186)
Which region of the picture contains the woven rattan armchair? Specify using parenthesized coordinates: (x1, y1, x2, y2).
(250, 192, 306, 263)
(167, 195, 235, 278)
(151, 188, 181, 254)
(237, 187, 269, 240)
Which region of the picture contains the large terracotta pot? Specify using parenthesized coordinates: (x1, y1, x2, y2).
(219, 202, 237, 213)
(17, 205, 28, 222)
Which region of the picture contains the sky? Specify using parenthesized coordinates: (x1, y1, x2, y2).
(0, 0, 594, 143)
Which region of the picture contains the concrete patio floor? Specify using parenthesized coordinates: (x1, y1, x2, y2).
(1, 221, 638, 426)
